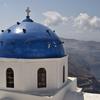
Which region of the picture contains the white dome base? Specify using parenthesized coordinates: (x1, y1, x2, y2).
(0, 77, 77, 100)
(0, 77, 100, 100)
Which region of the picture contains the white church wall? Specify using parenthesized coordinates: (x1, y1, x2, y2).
(0, 78, 77, 100)
(65, 55, 68, 82)
(83, 93, 100, 100)
(52, 78, 77, 100)
(67, 77, 77, 92)
(57, 56, 68, 88)
(0, 90, 51, 100)
(0, 56, 68, 92)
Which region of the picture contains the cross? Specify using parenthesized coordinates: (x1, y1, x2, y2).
(26, 7, 31, 16)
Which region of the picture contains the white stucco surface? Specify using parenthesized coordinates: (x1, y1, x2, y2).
(0, 78, 76, 96)
(0, 56, 68, 91)
(0, 77, 100, 100)
(64, 91, 100, 100)
(83, 93, 100, 100)
(64, 91, 84, 100)
(0, 77, 77, 100)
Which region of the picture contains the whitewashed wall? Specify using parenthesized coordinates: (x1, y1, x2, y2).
(0, 90, 51, 100)
(0, 56, 68, 92)
(0, 77, 77, 100)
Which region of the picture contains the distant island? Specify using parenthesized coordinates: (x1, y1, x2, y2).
(62, 38, 100, 93)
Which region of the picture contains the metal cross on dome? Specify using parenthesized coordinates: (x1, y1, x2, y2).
(26, 7, 31, 16)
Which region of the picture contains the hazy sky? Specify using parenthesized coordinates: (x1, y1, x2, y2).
(0, 0, 100, 41)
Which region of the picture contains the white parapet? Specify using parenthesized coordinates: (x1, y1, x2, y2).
(83, 93, 100, 100)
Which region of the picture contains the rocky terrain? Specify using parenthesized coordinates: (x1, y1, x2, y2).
(62, 38, 100, 93)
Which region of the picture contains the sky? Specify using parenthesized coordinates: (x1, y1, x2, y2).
(0, 0, 100, 41)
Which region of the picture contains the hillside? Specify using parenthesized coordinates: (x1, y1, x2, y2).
(62, 38, 100, 93)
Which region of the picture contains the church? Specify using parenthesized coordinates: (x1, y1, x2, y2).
(0, 8, 99, 100)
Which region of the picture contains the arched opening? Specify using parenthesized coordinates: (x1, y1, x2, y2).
(6, 68, 14, 88)
(37, 68, 46, 88)
(63, 66, 65, 83)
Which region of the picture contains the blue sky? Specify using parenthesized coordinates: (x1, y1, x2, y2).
(0, 0, 100, 41)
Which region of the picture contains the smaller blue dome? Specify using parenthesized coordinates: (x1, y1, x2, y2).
(0, 12, 65, 59)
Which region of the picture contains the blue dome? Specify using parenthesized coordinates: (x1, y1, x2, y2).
(0, 16, 65, 59)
